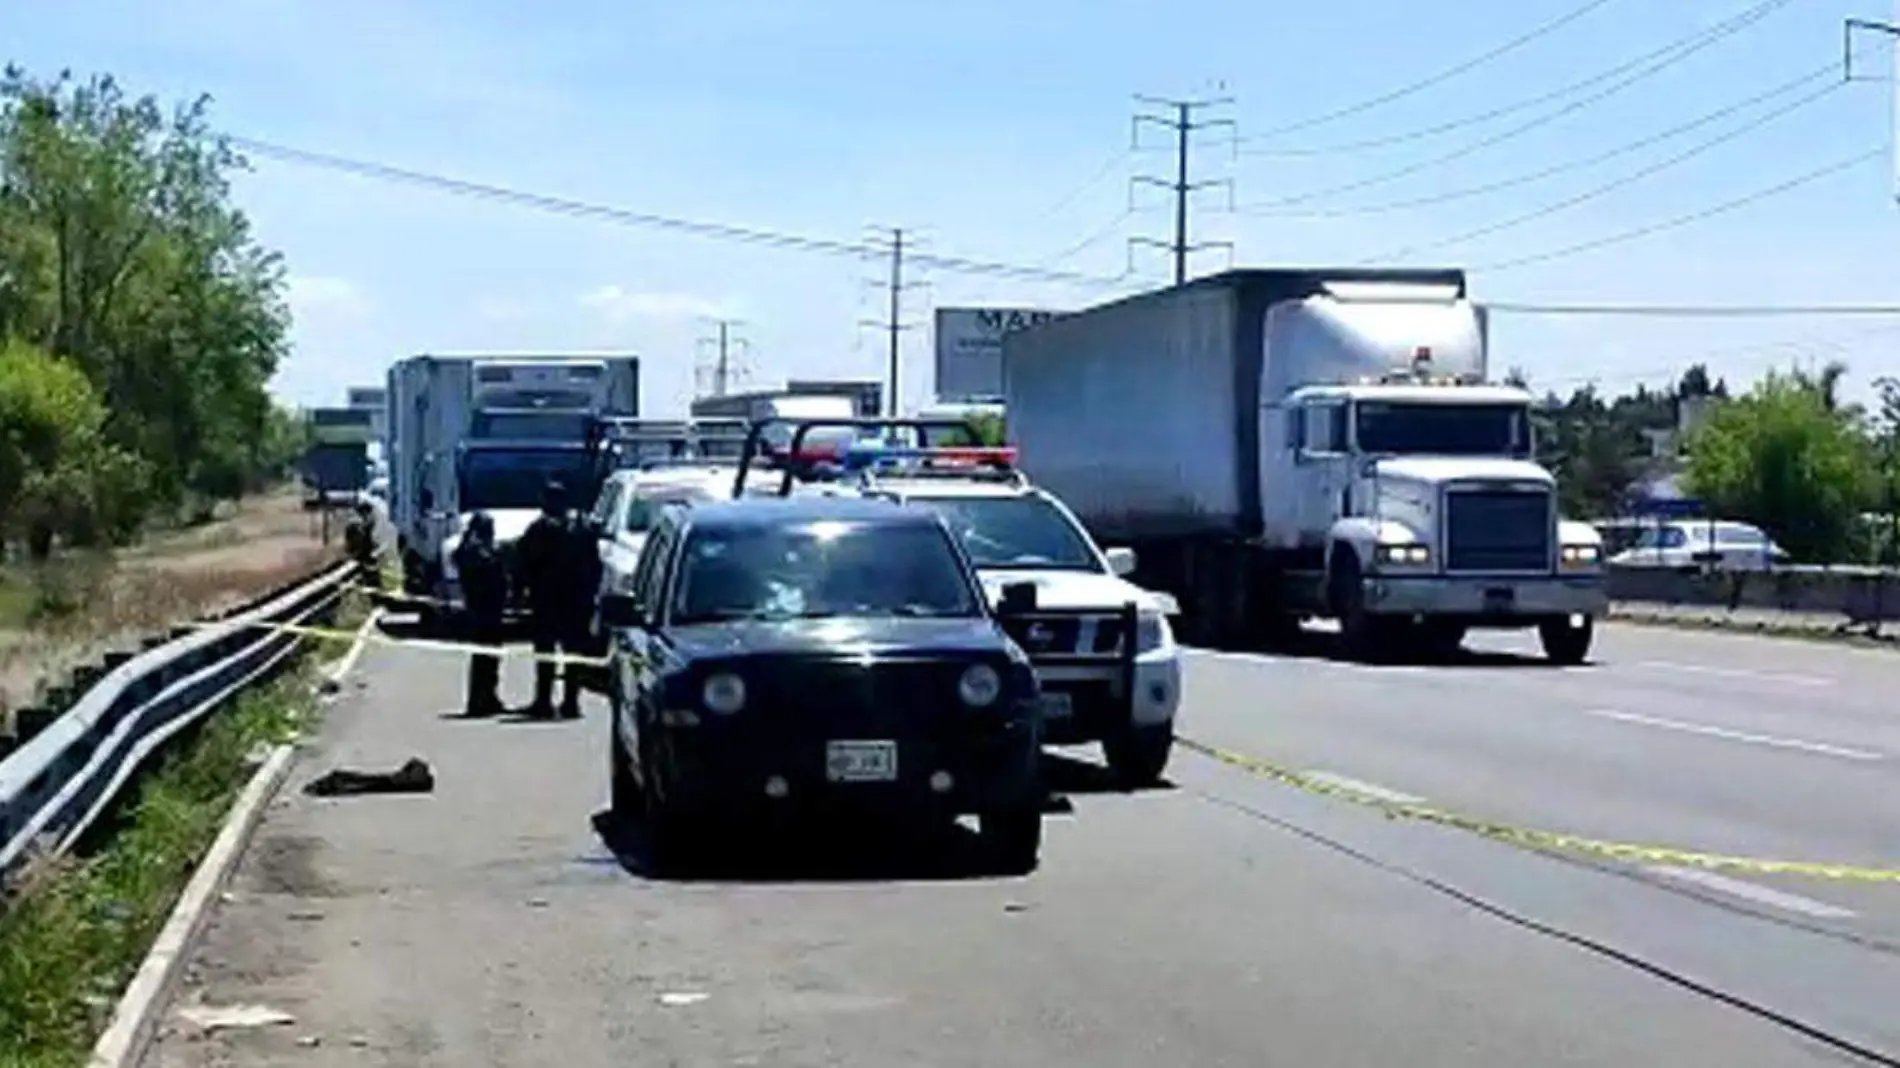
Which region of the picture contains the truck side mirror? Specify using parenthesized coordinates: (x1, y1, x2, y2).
(1104, 546, 1137, 577)
(997, 580, 1038, 616)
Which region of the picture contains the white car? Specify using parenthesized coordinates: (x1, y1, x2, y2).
(852, 448, 1183, 787)
(1608, 519, 1789, 572)
(589, 465, 737, 602)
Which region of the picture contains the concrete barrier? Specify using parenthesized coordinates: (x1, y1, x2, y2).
(1606, 564, 1900, 625)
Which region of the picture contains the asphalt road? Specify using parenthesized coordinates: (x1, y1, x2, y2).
(139, 619, 1900, 1067)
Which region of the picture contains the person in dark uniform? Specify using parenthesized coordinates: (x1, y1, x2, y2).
(452, 511, 508, 718)
(514, 479, 591, 719)
(343, 500, 378, 586)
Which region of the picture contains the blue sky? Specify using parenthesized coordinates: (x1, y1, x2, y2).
(5, 0, 1900, 413)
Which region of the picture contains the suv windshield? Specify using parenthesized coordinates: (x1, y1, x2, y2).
(458, 448, 593, 511)
(912, 495, 1101, 571)
(1354, 402, 1532, 457)
(671, 520, 981, 623)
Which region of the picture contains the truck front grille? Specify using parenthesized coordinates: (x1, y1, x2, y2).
(1444, 489, 1552, 572)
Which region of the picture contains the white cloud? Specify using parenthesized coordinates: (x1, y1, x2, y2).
(577, 285, 732, 325)
(286, 275, 368, 321)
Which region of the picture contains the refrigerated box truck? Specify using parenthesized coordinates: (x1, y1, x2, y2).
(1003, 268, 1606, 663)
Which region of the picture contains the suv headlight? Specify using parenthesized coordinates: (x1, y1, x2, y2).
(1375, 542, 1431, 567)
(1134, 610, 1171, 654)
(958, 663, 1001, 707)
(702, 672, 746, 714)
(1560, 544, 1602, 568)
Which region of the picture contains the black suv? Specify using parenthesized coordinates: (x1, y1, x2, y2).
(597, 493, 1048, 873)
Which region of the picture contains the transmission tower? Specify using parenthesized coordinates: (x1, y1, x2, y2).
(694, 317, 753, 397)
(1129, 94, 1237, 285)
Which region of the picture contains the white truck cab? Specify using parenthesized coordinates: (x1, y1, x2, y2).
(847, 443, 1183, 787)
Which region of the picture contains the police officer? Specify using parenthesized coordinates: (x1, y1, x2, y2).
(452, 511, 507, 718)
(514, 479, 591, 719)
(343, 500, 378, 586)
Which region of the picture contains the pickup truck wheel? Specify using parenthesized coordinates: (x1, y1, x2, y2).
(1538, 616, 1594, 665)
(1104, 723, 1173, 788)
(607, 707, 641, 827)
(980, 806, 1044, 875)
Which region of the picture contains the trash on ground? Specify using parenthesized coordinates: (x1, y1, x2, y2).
(302, 757, 435, 797)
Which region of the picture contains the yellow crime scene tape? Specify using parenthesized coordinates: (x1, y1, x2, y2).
(190, 615, 614, 668)
(1176, 737, 1900, 885)
(297, 568, 1900, 885)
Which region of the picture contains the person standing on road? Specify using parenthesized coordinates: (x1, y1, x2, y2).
(515, 480, 590, 719)
(344, 500, 379, 587)
(452, 511, 507, 718)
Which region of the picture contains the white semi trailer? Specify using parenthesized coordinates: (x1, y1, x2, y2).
(1003, 268, 1606, 663)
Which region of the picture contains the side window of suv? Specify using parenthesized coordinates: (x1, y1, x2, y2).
(629, 515, 678, 619)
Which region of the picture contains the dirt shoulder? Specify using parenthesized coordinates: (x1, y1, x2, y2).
(0, 491, 344, 725)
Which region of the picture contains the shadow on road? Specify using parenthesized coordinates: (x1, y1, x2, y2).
(1043, 751, 1178, 796)
(1196, 625, 1590, 670)
(590, 807, 1045, 885)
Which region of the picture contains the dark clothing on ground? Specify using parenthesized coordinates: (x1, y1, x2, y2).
(453, 533, 509, 717)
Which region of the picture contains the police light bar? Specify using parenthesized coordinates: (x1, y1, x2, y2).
(838, 442, 1018, 471)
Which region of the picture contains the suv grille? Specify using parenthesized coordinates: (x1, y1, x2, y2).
(1444, 488, 1551, 572)
(999, 612, 1131, 659)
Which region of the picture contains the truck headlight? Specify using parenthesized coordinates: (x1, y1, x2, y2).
(1560, 544, 1602, 569)
(958, 663, 1001, 707)
(1134, 610, 1171, 654)
(1375, 543, 1431, 567)
(702, 672, 746, 714)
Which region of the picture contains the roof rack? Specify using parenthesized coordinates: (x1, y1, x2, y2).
(730, 416, 979, 499)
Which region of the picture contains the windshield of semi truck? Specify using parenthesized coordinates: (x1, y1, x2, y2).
(911, 495, 1102, 571)
(458, 448, 594, 511)
(1354, 402, 1532, 458)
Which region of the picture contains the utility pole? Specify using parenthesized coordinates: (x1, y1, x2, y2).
(694, 318, 751, 398)
(859, 226, 925, 416)
(1129, 95, 1236, 285)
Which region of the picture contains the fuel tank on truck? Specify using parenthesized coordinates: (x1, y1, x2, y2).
(1002, 268, 1471, 545)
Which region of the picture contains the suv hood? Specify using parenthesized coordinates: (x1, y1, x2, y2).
(669, 617, 1010, 659)
(1370, 456, 1554, 487)
(975, 570, 1175, 615)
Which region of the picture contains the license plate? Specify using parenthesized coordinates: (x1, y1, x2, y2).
(1038, 692, 1073, 720)
(1483, 587, 1515, 613)
(825, 740, 898, 783)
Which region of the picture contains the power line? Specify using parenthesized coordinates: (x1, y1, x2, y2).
(1031, 149, 1133, 222)
(227, 136, 1130, 289)
(1128, 96, 1236, 285)
(1240, 0, 1796, 157)
(1244, 0, 1621, 141)
(1471, 146, 1883, 273)
(1242, 0, 1798, 209)
(1359, 76, 1850, 263)
(1236, 62, 1837, 218)
(1488, 302, 1900, 316)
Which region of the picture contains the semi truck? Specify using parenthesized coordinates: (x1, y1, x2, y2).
(386, 353, 639, 621)
(1003, 268, 1606, 664)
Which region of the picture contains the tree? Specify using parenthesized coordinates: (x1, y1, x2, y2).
(1683, 370, 1873, 562)
(0, 66, 291, 547)
(0, 339, 147, 556)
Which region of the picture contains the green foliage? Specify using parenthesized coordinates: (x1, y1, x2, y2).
(1682, 369, 1874, 563)
(0, 66, 295, 559)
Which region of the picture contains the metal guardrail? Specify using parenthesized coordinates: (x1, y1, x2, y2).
(1606, 562, 1900, 628)
(0, 561, 355, 879)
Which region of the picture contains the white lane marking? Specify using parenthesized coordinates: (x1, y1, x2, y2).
(1631, 660, 1833, 688)
(1646, 866, 1856, 919)
(1580, 708, 1883, 762)
(1302, 770, 1425, 805)
(324, 608, 382, 683)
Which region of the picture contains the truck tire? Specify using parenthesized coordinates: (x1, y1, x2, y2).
(980, 806, 1044, 875)
(1538, 616, 1594, 665)
(1328, 551, 1388, 663)
(1104, 722, 1173, 788)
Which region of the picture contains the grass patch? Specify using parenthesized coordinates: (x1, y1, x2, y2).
(0, 664, 321, 1068)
